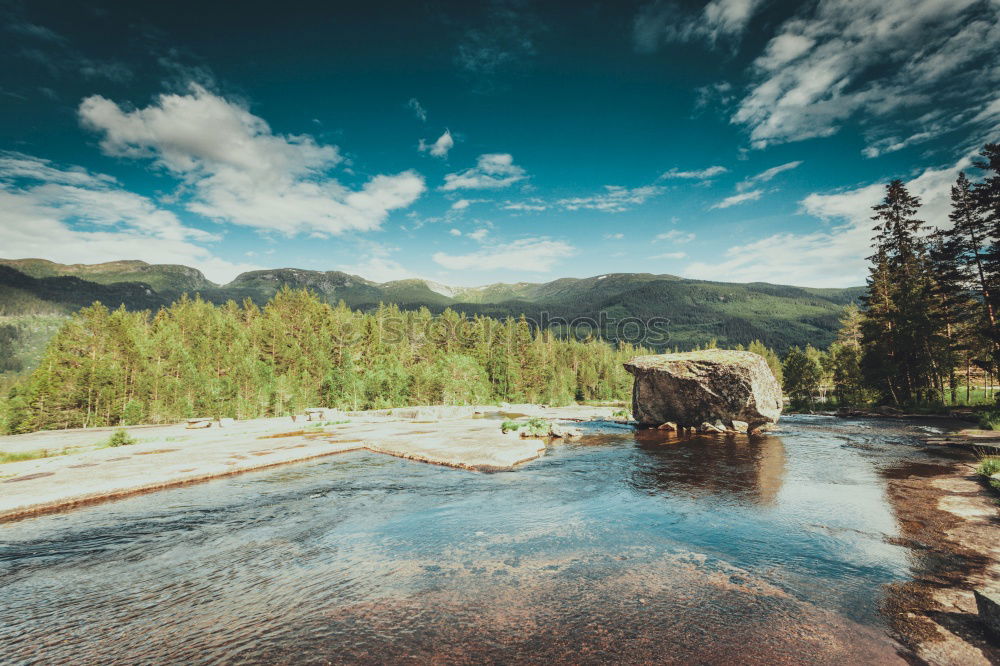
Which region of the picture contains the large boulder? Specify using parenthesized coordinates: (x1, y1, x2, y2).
(623, 349, 782, 432)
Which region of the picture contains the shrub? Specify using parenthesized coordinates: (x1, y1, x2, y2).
(501, 418, 552, 437)
(106, 428, 136, 447)
(975, 454, 1000, 491)
(979, 409, 1000, 430)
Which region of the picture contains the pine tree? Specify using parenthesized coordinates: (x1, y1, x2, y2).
(861, 180, 938, 404)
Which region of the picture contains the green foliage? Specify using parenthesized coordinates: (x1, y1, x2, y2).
(975, 455, 1000, 491)
(0, 449, 51, 464)
(850, 147, 1000, 408)
(501, 418, 551, 437)
(611, 408, 632, 420)
(0, 259, 864, 370)
(978, 410, 1000, 430)
(782, 345, 824, 410)
(6, 289, 644, 433)
(106, 429, 136, 447)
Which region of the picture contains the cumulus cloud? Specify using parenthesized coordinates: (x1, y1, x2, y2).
(467, 229, 490, 242)
(684, 156, 971, 286)
(78, 84, 425, 236)
(433, 237, 574, 272)
(419, 129, 454, 158)
(711, 189, 763, 209)
(441, 153, 526, 190)
(634, 0, 764, 51)
(732, 0, 1000, 148)
(651, 251, 687, 259)
(660, 165, 728, 180)
(0, 152, 256, 283)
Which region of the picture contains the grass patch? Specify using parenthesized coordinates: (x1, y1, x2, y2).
(611, 408, 632, 420)
(501, 418, 552, 437)
(975, 453, 1000, 491)
(0, 445, 86, 464)
(306, 420, 350, 429)
(0, 449, 51, 464)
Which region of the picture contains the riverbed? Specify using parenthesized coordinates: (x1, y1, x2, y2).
(0, 416, 996, 664)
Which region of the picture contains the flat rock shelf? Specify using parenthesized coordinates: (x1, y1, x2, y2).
(0, 405, 615, 522)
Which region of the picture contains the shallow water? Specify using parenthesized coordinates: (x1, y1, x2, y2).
(0, 416, 968, 664)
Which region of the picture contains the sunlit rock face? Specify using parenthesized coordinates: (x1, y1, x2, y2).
(624, 349, 782, 433)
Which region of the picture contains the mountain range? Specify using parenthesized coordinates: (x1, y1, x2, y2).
(0, 258, 864, 364)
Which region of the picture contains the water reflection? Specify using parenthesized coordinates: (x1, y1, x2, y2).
(629, 430, 787, 506)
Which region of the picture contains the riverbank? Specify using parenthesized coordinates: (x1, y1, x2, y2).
(0, 404, 617, 522)
(882, 451, 1000, 664)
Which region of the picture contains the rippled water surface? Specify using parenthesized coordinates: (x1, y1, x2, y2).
(0, 416, 967, 664)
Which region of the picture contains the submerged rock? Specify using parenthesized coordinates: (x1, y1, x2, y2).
(624, 349, 782, 433)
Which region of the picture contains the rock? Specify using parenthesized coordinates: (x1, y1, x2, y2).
(974, 588, 1000, 638)
(624, 349, 782, 433)
(698, 421, 725, 433)
(550, 423, 583, 440)
(657, 422, 678, 431)
(730, 420, 749, 434)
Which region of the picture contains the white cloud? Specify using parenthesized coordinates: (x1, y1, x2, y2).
(732, 0, 1000, 148)
(711, 189, 763, 209)
(503, 199, 547, 211)
(655, 229, 695, 243)
(0, 152, 256, 283)
(78, 84, 425, 236)
(557, 185, 663, 212)
(467, 228, 489, 242)
(339, 254, 415, 283)
(407, 98, 427, 122)
(634, 0, 764, 51)
(862, 131, 937, 159)
(660, 165, 728, 179)
(651, 251, 687, 259)
(450, 198, 474, 211)
(441, 153, 526, 190)
(684, 156, 971, 287)
(449, 228, 463, 236)
(433, 237, 574, 272)
(604, 232, 625, 240)
(736, 160, 803, 191)
(419, 129, 454, 158)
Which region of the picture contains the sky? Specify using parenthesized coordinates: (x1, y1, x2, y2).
(1, 0, 999, 288)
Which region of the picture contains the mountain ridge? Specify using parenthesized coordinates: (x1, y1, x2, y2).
(0, 258, 865, 354)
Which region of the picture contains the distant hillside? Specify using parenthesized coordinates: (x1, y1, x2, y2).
(0, 258, 215, 293)
(0, 259, 865, 373)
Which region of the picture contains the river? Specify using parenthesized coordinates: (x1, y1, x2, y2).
(0, 415, 977, 663)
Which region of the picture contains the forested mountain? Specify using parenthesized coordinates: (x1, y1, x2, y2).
(0, 259, 863, 367)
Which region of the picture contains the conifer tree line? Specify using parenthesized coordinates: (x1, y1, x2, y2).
(780, 143, 1000, 407)
(1, 289, 647, 433)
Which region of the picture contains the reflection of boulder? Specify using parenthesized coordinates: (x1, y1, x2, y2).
(631, 431, 787, 505)
(624, 350, 782, 433)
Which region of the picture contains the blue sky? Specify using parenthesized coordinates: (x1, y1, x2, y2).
(1, 0, 998, 287)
